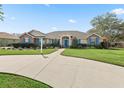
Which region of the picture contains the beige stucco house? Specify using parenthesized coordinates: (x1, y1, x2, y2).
(0, 32, 19, 47)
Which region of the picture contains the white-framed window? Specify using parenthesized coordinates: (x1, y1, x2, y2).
(80, 39, 83, 44)
(49, 39, 52, 44)
(25, 37, 29, 43)
(90, 37, 96, 42)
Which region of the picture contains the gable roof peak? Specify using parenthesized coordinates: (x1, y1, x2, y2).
(28, 29, 45, 37)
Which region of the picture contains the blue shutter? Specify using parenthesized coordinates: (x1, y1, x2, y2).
(96, 37, 99, 45)
(23, 38, 25, 43)
(28, 38, 31, 43)
(38, 38, 40, 45)
(78, 39, 81, 44)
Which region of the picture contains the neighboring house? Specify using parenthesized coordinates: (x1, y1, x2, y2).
(20, 30, 107, 48)
(0, 32, 19, 47)
(20, 30, 45, 46)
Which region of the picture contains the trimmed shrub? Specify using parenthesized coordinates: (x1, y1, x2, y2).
(94, 44, 103, 49)
(100, 41, 110, 49)
(9, 43, 39, 49)
(70, 37, 78, 48)
(77, 44, 88, 49)
(43, 43, 61, 49)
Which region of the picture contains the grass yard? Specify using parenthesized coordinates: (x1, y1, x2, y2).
(0, 48, 57, 55)
(62, 48, 124, 67)
(0, 73, 51, 88)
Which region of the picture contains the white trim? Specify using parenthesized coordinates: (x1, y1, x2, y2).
(87, 33, 102, 39)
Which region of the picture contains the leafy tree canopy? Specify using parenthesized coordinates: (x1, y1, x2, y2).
(90, 12, 124, 42)
(0, 5, 4, 21)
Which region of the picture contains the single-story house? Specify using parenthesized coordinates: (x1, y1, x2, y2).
(20, 30, 107, 48)
(45, 31, 88, 47)
(20, 30, 45, 46)
(0, 32, 19, 47)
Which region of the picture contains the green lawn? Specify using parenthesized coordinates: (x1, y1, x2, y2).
(0, 73, 51, 88)
(62, 48, 124, 67)
(0, 48, 57, 55)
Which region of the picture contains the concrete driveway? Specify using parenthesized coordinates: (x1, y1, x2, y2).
(0, 49, 124, 88)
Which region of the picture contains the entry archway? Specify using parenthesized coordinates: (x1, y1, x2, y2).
(62, 36, 69, 48)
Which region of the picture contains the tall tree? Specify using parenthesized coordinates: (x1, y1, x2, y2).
(114, 22, 124, 41)
(87, 28, 98, 34)
(0, 5, 4, 21)
(90, 12, 123, 42)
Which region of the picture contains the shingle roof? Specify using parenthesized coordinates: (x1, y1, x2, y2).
(0, 32, 19, 40)
(46, 31, 88, 39)
(28, 29, 45, 37)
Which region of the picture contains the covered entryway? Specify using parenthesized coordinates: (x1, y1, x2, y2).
(62, 36, 69, 48)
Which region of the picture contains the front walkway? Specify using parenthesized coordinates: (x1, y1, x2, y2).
(0, 49, 124, 87)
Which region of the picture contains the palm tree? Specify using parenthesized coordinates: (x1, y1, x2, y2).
(0, 4, 4, 21)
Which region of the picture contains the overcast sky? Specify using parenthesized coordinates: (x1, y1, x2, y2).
(0, 4, 124, 34)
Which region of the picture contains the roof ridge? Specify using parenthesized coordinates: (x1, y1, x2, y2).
(47, 30, 86, 34)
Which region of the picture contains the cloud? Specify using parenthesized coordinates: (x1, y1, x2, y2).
(51, 27, 58, 30)
(10, 16, 16, 20)
(68, 19, 77, 23)
(44, 4, 50, 7)
(111, 8, 124, 15)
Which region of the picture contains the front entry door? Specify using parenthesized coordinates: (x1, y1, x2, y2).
(64, 39, 69, 48)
